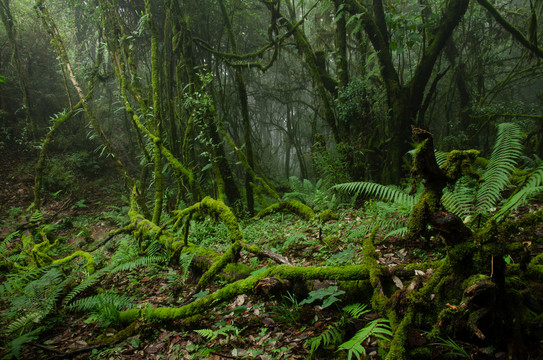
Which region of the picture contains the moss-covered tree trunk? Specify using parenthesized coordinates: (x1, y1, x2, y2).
(144, 0, 165, 224)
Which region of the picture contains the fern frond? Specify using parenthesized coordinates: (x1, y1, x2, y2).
(30, 210, 44, 223)
(333, 182, 415, 210)
(145, 238, 166, 257)
(476, 122, 523, 214)
(63, 265, 113, 305)
(283, 191, 308, 203)
(305, 323, 343, 356)
(337, 318, 392, 359)
(0, 230, 20, 254)
(342, 303, 370, 319)
(112, 255, 166, 273)
(442, 177, 476, 218)
(66, 293, 134, 312)
(4, 308, 46, 335)
(435, 151, 449, 167)
(384, 226, 409, 239)
(5, 326, 45, 359)
(1, 266, 52, 296)
(288, 176, 304, 193)
(492, 162, 543, 222)
(195, 328, 217, 340)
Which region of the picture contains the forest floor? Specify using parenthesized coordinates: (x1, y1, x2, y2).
(1, 146, 543, 360)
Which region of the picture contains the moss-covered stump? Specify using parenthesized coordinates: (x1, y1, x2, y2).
(408, 128, 474, 244)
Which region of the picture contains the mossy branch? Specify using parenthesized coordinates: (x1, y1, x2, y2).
(51, 251, 95, 274)
(255, 199, 316, 221)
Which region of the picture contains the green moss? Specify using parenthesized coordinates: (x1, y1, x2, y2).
(89, 320, 141, 345)
(461, 274, 489, 289)
(317, 209, 339, 222)
(197, 241, 241, 287)
(222, 262, 253, 282)
(441, 149, 480, 180)
(255, 199, 316, 221)
(118, 263, 377, 324)
(527, 253, 543, 281)
(51, 250, 95, 273)
(385, 311, 412, 360)
(408, 347, 432, 359)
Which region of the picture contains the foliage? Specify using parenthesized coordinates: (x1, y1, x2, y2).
(299, 285, 345, 309)
(305, 303, 391, 359)
(0, 266, 73, 359)
(337, 317, 392, 359)
(429, 335, 470, 358)
(333, 182, 415, 237)
(475, 122, 524, 214)
(334, 123, 539, 235)
(283, 176, 338, 211)
(195, 324, 245, 342)
(441, 122, 537, 225)
(66, 293, 135, 326)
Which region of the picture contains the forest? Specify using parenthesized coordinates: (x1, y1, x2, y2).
(1, 0, 543, 359)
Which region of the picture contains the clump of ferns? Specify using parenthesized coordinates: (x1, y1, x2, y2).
(332, 181, 417, 239)
(284, 176, 341, 211)
(333, 122, 543, 235)
(63, 236, 169, 307)
(65, 293, 136, 327)
(305, 303, 392, 359)
(0, 266, 76, 358)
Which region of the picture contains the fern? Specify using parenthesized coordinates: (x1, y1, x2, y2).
(435, 151, 450, 167)
(3, 268, 71, 336)
(305, 303, 374, 357)
(111, 255, 166, 273)
(65, 293, 135, 326)
(63, 265, 114, 305)
(337, 318, 392, 360)
(492, 162, 543, 222)
(333, 182, 416, 211)
(5, 326, 45, 359)
(442, 177, 477, 219)
(30, 210, 44, 223)
(0, 230, 20, 255)
(0, 266, 51, 296)
(342, 303, 371, 319)
(475, 122, 523, 214)
(66, 293, 135, 312)
(194, 324, 243, 341)
(284, 176, 336, 210)
(306, 324, 344, 356)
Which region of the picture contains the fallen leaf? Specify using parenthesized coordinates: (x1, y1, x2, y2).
(392, 275, 404, 289)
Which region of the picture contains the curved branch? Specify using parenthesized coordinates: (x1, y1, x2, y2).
(477, 0, 543, 59)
